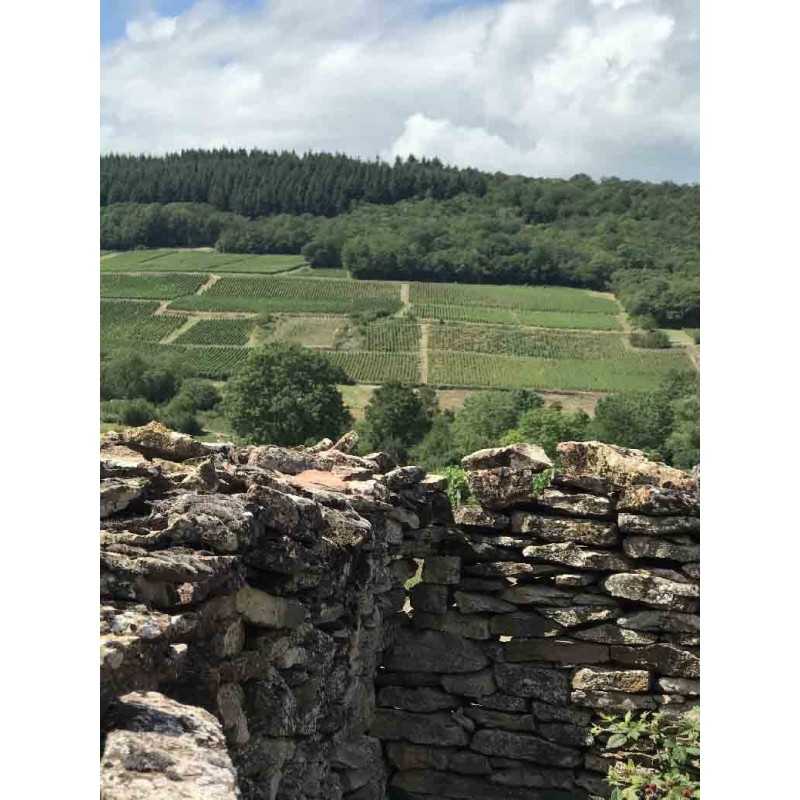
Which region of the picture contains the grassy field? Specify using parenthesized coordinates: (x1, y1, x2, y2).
(100, 249, 694, 395)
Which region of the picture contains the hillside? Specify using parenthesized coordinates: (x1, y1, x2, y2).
(100, 150, 699, 328)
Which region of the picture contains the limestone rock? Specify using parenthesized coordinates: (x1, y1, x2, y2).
(441, 668, 497, 699)
(118, 422, 214, 463)
(572, 624, 657, 645)
(493, 663, 570, 704)
(413, 610, 491, 640)
(603, 572, 700, 611)
(504, 638, 610, 665)
(490, 763, 576, 790)
(489, 611, 563, 638)
(452, 506, 510, 530)
(618, 513, 700, 536)
(557, 441, 696, 493)
(511, 512, 618, 546)
(464, 707, 534, 732)
(384, 466, 425, 491)
(101, 478, 149, 518)
(444, 529, 528, 561)
(391, 769, 548, 800)
(385, 742, 450, 771)
(534, 487, 615, 519)
(100, 692, 239, 800)
(609, 644, 700, 678)
(470, 729, 582, 768)
(466, 466, 557, 510)
(618, 610, 700, 633)
(622, 536, 700, 562)
(538, 606, 620, 629)
(410, 583, 449, 614)
(658, 677, 700, 695)
(619, 484, 699, 516)
(454, 591, 516, 615)
(449, 751, 492, 775)
(570, 689, 658, 712)
(235, 586, 305, 629)
(500, 584, 577, 607)
(377, 686, 458, 713)
(421, 555, 461, 584)
(464, 561, 559, 579)
(572, 667, 651, 693)
(370, 709, 470, 746)
(521, 541, 632, 571)
(462, 443, 552, 472)
(384, 629, 489, 673)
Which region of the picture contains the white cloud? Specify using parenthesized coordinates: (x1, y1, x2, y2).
(101, 0, 698, 182)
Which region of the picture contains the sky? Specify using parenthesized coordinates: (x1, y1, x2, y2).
(100, 0, 699, 183)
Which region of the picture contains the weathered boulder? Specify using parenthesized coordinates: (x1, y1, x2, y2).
(622, 536, 700, 562)
(463, 707, 534, 732)
(572, 624, 657, 645)
(410, 583, 449, 614)
(533, 488, 615, 519)
(101, 478, 149, 518)
(557, 441, 696, 493)
(413, 610, 491, 640)
(452, 506, 510, 530)
(603, 572, 700, 611)
(462, 443, 552, 472)
(466, 467, 557, 509)
(441, 669, 497, 699)
(618, 513, 700, 536)
(100, 692, 239, 800)
(617, 609, 700, 633)
(570, 689, 658, 712)
(115, 422, 214, 462)
(235, 586, 305, 629)
(521, 541, 632, 571)
(511, 512, 619, 546)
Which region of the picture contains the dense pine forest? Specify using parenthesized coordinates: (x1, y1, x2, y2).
(101, 150, 699, 326)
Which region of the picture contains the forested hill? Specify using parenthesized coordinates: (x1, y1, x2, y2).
(101, 150, 488, 217)
(100, 149, 699, 327)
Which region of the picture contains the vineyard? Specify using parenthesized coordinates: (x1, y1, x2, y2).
(413, 304, 621, 330)
(409, 281, 618, 314)
(174, 319, 255, 347)
(319, 351, 421, 384)
(428, 323, 626, 359)
(101, 273, 206, 299)
(427, 350, 693, 393)
(99, 248, 695, 394)
(171, 276, 402, 315)
(101, 300, 187, 344)
(102, 250, 307, 274)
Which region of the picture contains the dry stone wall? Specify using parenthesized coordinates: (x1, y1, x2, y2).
(99, 423, 699, 800)
(100, 422, 450, 800)
(375, 441, 700, 800)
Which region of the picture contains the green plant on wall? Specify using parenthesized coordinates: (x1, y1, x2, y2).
(592, 707, 700, 800)
(443, 466, 471, 507)
(530, 467, 555, 498)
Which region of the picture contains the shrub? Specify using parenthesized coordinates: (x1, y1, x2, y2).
(159, 396, 202, 435)
(592, 707, 700, 800)
(101, 398, 158, 427)
(177, 378, 221, 411)
(630, 330, 672, 349)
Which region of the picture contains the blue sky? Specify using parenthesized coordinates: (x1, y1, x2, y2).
(100, 0, 699, 182)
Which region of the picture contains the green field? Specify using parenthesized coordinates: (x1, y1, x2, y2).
(100, 251, 694, 393)
(101, 273, 206, 299)
(427, 350, 691, 393)
(102, 250, 307, 274)
(173, 318, 255, 346)
(101, 300, 187, 344)
(171, 276, 402, 315)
